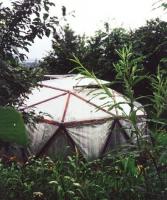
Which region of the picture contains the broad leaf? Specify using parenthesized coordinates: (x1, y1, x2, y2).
(0, 107, 27, 146)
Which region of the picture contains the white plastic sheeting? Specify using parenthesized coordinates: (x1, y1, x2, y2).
(25, 74, 146, 160)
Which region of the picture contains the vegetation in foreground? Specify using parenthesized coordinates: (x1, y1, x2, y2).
(0, 47, 167, 200)
(0, 152, 166, 200)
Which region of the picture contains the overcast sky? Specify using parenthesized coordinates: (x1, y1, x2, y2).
(3, 0, 166, 60)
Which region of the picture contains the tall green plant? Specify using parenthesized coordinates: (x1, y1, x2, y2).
(113, 46, 146, 111)
(150, 66, 167, 119)
(71, 46, 167, 198)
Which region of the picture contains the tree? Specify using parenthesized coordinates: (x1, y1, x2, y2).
(40, 25, 87, 74)
(40, 25, 130, 80)
(154, 0, 167, 10)
(0, 59, 43, 107)
(132, 18, 167, 75)
(130, 18, 167, 100)
(0, 0, 57, 61)
(0, 0, 59, 107)
(83, 28, 130, 80)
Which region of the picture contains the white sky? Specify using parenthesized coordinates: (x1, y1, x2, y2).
(3, 0, 167, 60)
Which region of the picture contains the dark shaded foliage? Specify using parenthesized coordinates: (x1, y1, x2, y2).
(131, 19, 167, 103)
(132, 18, 167, 75)
(40, 26, 130, 79)
(0, 59, 43, 107)
(40, 25, 87, 74)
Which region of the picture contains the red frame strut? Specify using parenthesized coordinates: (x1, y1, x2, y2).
(38, 83, 116, 116)
(24, 83, 147, 125)
(61, 92, 71, 122)
(38, 115, 146, 128)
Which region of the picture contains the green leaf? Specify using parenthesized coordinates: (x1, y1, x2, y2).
(129, 110, 137, 124)
(0, 107, 28, 146)
(43, 13, 49, 20)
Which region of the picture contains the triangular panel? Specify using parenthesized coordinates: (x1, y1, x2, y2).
(46, 128, 76, 159)
(102, 120, 129, 154)
(27, 123, 59, 155)
(25, 86, 65, 107)
(29, 94, 69, 122)
(67, 120, 113, 160)
(64, 94, 112, 122)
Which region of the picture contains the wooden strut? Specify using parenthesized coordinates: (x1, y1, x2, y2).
(39, 115, 147, 128)
(40, 118, 60, 126)
(61, 92, 71, 123)
(38, 83, 69, 93)
(39, 117, 113, 128)
(63, 117, 113, 127)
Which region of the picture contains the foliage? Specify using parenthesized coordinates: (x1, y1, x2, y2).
(84, 28, 131, 80)
(131, 18, 167, 75)
(39, 25, 87, 74)
(154, 0, 167, 10)
(0, 154, 167, 200)
(113, 46, 145, 98)
(39, 25, 130, 78)
(150, 66, 167, 119)
(0, 59, 43, 107)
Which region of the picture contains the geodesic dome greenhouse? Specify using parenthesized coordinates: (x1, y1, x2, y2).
(24, 74, 146, 160)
